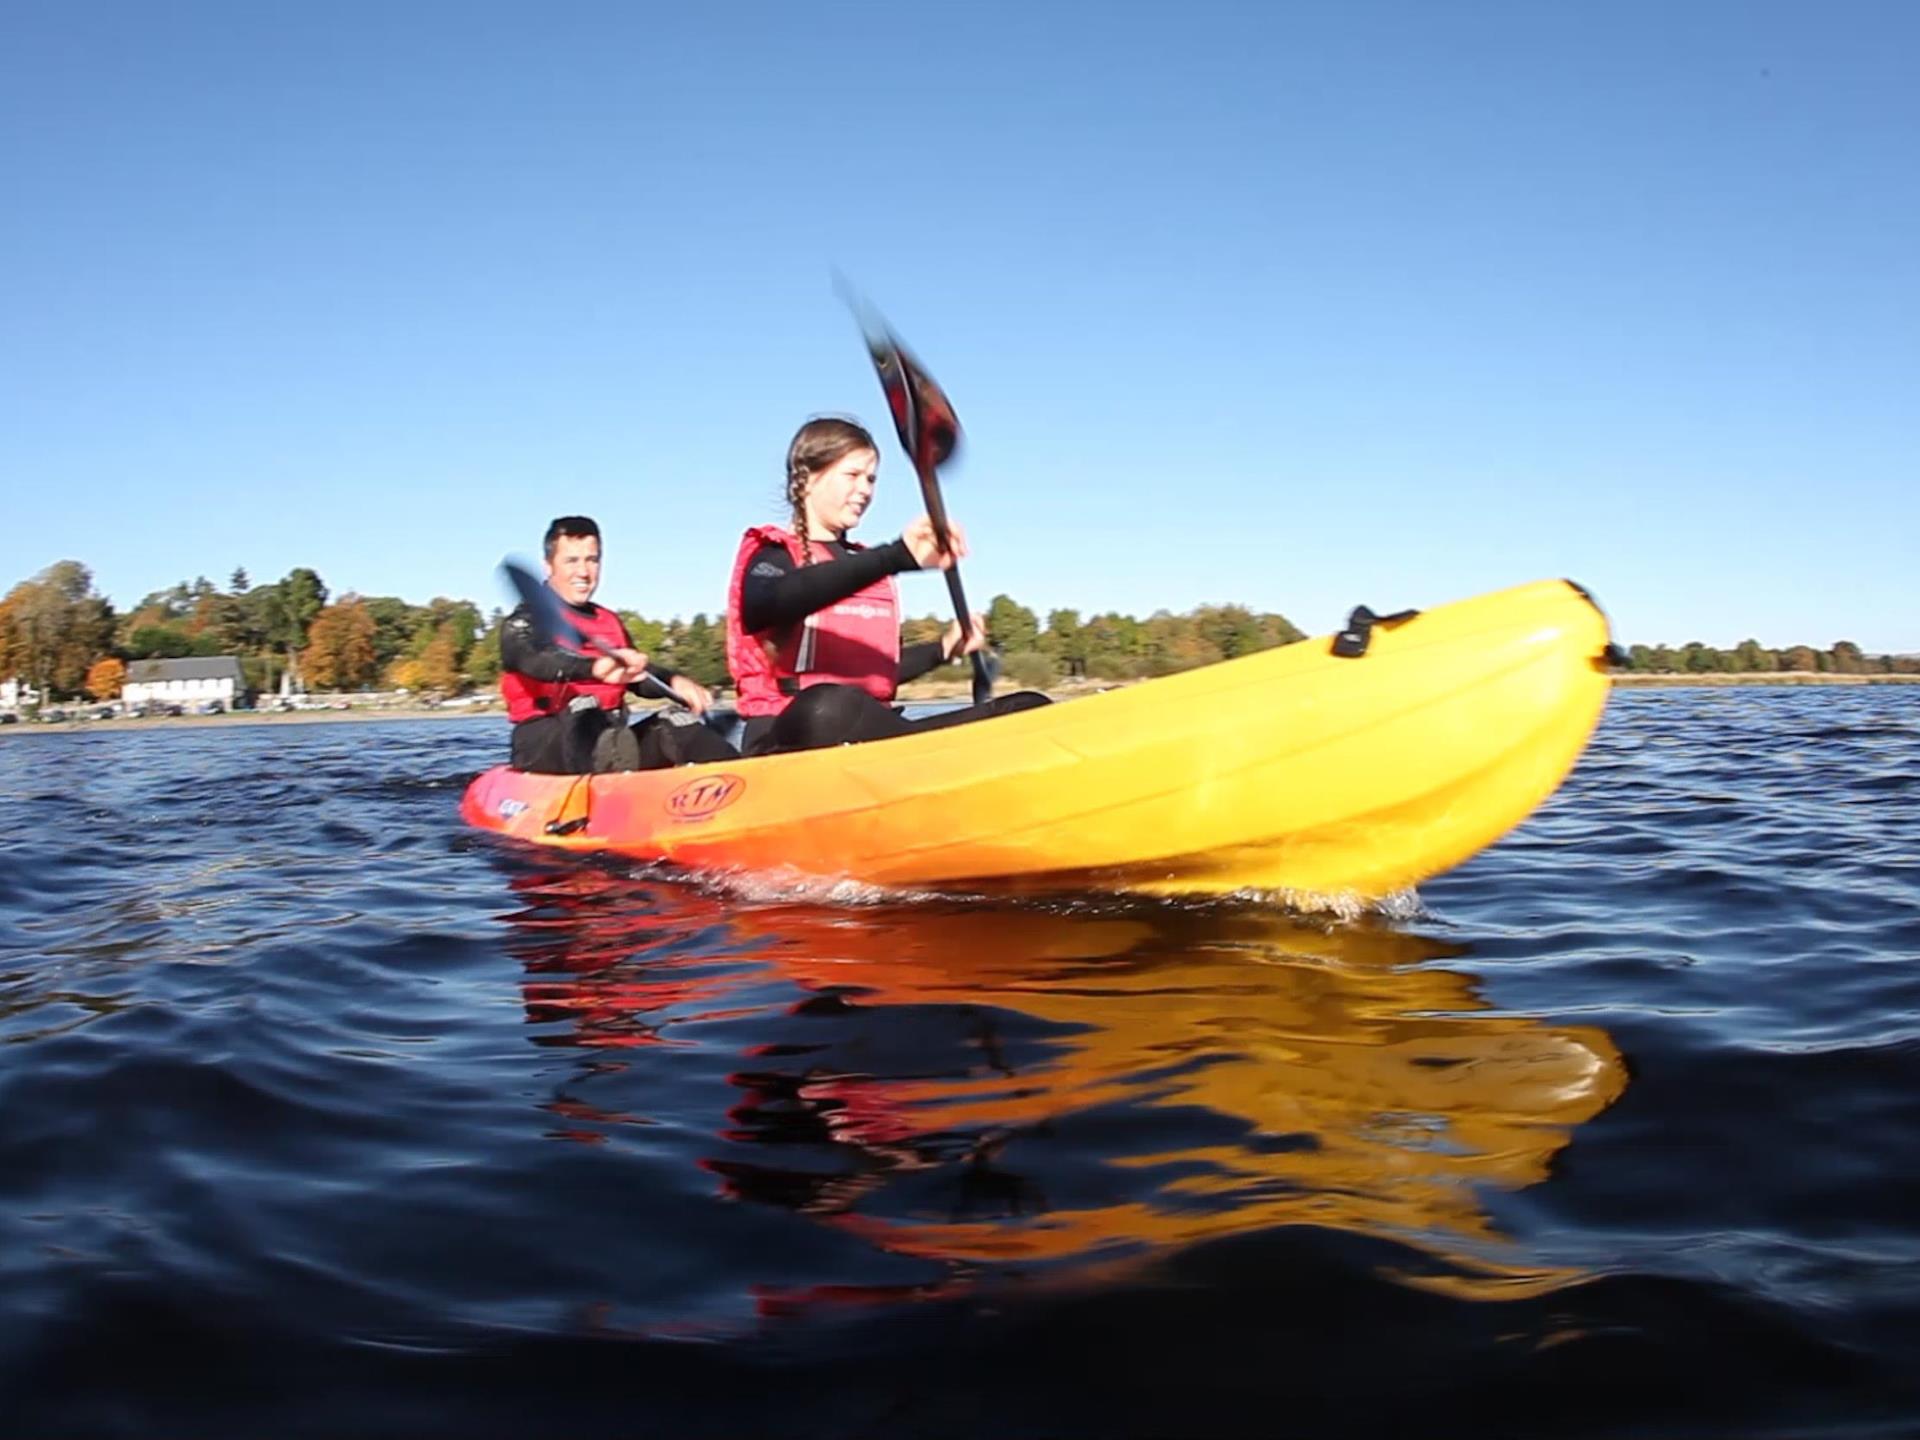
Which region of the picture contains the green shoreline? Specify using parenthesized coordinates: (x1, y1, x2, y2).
(4, 671, 1913, 739)
(1608, 672, 1920, 687)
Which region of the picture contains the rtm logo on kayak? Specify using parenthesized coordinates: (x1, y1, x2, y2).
(665, 773, 745, 822)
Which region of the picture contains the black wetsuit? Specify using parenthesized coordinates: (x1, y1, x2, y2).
(737, 539, 1049, 754)
(500, 602, 737, 773)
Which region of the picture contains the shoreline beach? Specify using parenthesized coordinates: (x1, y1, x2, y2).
(4, 670, 1914, 739)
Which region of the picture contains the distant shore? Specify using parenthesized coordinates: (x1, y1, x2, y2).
(0, 705, 499, 737)
(4, 670, 1913, 739)
(0, 683, 1061, 737)
(1609, 672, 1920, 686)
(0, 684, 1092, 737)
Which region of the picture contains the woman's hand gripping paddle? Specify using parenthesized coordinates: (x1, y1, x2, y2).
(838, 286, 996, 705)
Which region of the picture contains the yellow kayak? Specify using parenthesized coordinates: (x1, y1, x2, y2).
(460, 577, 1615, 900)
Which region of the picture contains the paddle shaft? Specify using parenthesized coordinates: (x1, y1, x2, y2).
(912, 458, 992, 705)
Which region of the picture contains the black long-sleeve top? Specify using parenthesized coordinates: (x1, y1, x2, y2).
(737, 539, 948, 683)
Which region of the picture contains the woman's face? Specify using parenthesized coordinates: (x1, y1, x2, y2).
(802, 448, 879, 538)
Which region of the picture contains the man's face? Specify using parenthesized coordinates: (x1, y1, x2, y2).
(545, 534, 602, 606)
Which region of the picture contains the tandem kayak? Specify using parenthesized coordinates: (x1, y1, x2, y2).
(460, 578, 1617, 900)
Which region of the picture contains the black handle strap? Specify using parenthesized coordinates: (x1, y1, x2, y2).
(1332, 605, 1421, 659)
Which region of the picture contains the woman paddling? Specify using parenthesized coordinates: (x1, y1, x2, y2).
(724, 417, 1048, 755)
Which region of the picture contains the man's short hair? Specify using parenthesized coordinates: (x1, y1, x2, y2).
(544, 515, 601, 560)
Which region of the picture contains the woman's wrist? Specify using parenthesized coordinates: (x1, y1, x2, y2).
(879, 538, 918, 573)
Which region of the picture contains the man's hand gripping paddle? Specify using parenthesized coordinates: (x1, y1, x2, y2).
(838, 285, 996, 705)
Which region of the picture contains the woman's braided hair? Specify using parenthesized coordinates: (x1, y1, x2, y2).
(785, 417, 877, 566)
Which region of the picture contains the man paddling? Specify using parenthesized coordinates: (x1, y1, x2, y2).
(500, 515, 737, 773)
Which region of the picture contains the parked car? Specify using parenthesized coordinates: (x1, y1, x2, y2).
(0, 712, 17, 725)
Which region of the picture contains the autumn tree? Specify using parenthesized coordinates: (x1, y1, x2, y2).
(187, 587, 225, 637)
(4, 563, 116, 699)
(0, 592, 19, 680)
(304, 597, 380, 690)
(414, 625, 462, 694)
(85, 656, 126, 700)
(416, 598, 483, 672)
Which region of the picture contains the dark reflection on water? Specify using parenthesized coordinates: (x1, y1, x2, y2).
(502, 870, 1624, 1306)
(1, 691, 1918, 1437)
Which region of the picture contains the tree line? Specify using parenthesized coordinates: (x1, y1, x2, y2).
(9, 557, 1908, 705)
(0, 563, 507, 703)
(1, 559, 1309, 702)
(1619, 640, 1919, 676)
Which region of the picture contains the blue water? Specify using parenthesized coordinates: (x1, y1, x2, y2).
(2, 688, 1917, 1437)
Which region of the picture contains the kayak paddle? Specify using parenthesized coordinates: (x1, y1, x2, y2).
(838, 283, 994, 705)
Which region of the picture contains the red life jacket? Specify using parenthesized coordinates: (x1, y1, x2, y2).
(725, 524, 901, 718)
(499, 599, 633, 723)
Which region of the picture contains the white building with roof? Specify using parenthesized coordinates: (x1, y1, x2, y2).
(122, 657, 250, 710)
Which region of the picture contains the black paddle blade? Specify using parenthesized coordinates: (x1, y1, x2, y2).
(838, 283, 960, 473)
(874, 328, 959, 474)
(498, 556, 587, 651)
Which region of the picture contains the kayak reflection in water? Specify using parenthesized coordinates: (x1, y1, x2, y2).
(499, 868, 1627, 1312)
(723, 417, 1049, 755)
(499, 515, 739, 774)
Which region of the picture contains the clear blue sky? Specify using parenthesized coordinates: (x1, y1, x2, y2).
(4, 0, 1916, 650)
